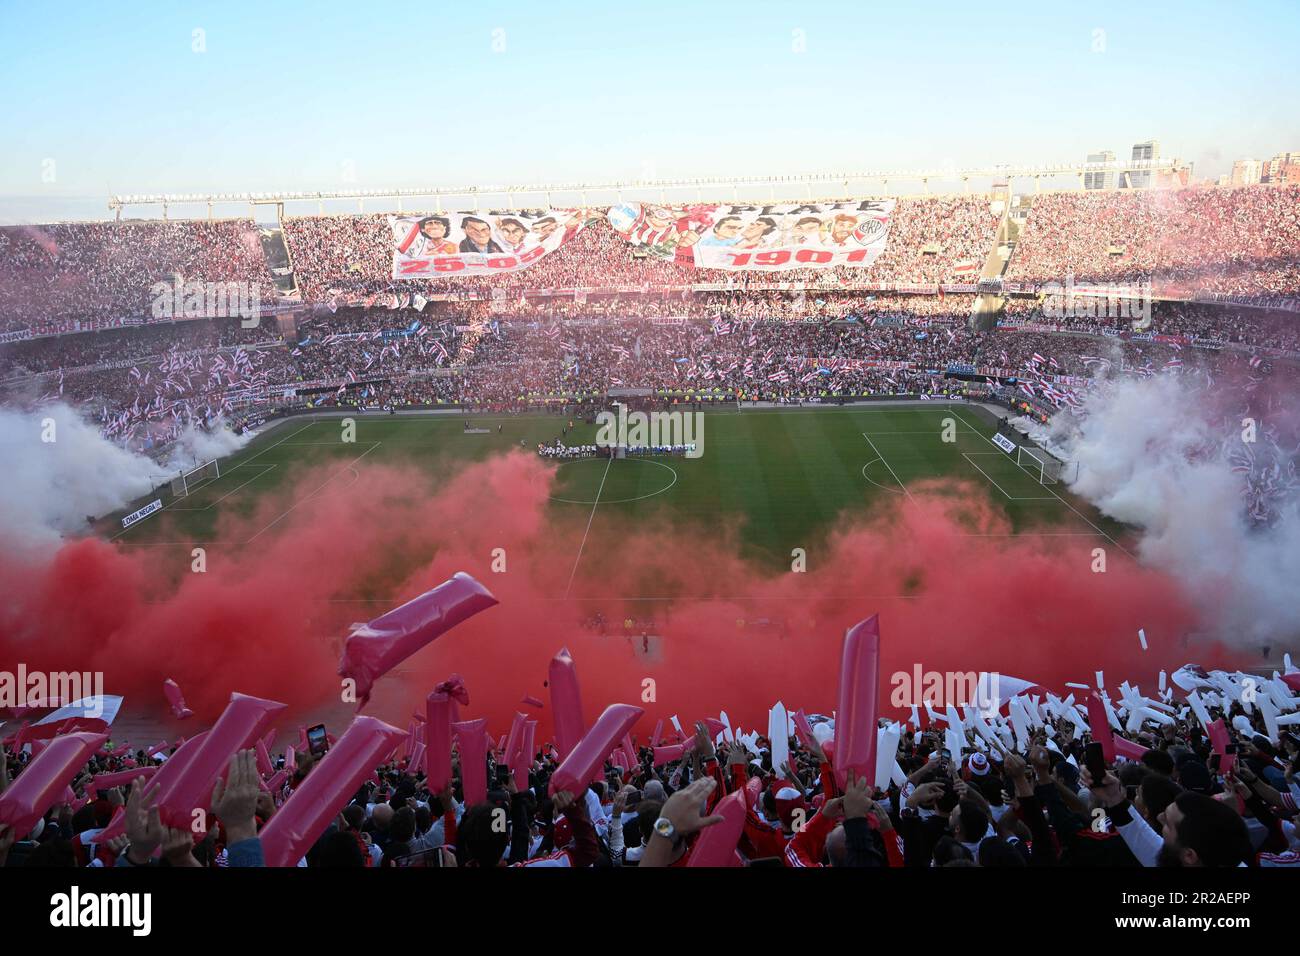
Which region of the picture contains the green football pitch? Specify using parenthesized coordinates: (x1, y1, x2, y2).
(103, 403, 1132, 587)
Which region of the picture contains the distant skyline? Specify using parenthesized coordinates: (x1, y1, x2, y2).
(1, 0, 1297, 222)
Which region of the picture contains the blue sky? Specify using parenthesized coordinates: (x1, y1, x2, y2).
(0, 0, 1296, 221)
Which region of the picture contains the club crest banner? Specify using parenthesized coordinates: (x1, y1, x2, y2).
(390, 210, 585, 279)
(605, 200, 895, 271)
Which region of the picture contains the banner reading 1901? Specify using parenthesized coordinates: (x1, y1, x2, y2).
(605, 200, 896, 271)
(390, 209, 586, 279)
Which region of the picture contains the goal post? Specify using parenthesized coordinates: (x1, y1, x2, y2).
(171, 459, 220, 497)
(1015, 445, 1075, 485)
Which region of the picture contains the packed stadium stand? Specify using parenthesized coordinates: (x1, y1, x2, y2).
(282, 194, 1000, 302)
(1, 184, 1297, 450)
(0, 220, 271, 333)
(1007, 185, 1300, 297)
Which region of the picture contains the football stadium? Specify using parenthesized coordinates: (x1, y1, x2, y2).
(1, 2, 1299, 914)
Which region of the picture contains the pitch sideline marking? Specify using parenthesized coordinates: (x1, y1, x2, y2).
(564, 454, 612, 599)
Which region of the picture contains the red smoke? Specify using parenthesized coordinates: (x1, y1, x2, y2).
(0, 451, 1241, 744)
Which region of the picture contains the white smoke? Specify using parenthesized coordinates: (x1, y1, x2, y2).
(1029, 375, 1300, 650)
(0, 402, 253, 553)
(166, 421, 251, 472)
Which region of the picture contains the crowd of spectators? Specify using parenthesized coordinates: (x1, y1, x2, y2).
(1008, 185, 1300, 298)
(4, 185, 1296, 344)
(0, 316, 281, 378)
(1001, 298, 1300, 352)
(3, 292, 1294, 443)
(281, 197, 999, 303)
(0, 220, 272, 333)
(3, 662, 1297, 869)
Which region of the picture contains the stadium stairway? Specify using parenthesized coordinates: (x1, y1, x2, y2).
(968, 193, 1018, 332)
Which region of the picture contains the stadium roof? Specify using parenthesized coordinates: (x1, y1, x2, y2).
(107, 159, 1187, 214)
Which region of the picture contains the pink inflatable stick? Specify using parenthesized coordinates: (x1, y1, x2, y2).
(833, 616, 881, 791)
(406, 742, 425, 775)
(255, 738, 275, 777)
(91, 766, 158, 791)
(1207, 719, 1236, 775)
(548, 648, 584, 762)
(1086, 693, 1116, 764)
(652, 744, 685, 766)
(0, 731, 107, 838)
(162, 678, 193, 720)
(95, 731, 210, 840)
(338, 572, 498, 707)
(514, 721, 536, 791)
(453, 718, 489, 805)
(425, 689, 454, 794)
(503, 712, 528, 772)
(1112, 735, 1149, 762)
(685, 789, 746, 867)
(259, 716, 406, 867)
(793, 710, 817, 750)
(549, 704, 643, 797)
(154, 693, 285, 830)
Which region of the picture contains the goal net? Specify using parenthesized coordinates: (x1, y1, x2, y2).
(171, 459, 220, 496)
(1016, 445, 1071, 485)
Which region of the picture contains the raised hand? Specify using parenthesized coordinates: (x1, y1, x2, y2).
(1027, 743, 1052, 779)
(212, 749, 261, 845)
(660, 777, 724, 837)
(612, 784, 635, 817)
(1002, 751, 1028, 779)
(105, 834, 129, 856)
(124, 777, 165, 865)
(907, 781, 945, 810)
(842, 771, 872, 820)
(868, 800, 894, 831)
(162, 827, 200, 867)
(726, 739, 748, 767)
(693, 722, 716, 761)
(1079, 765, 1125, 808)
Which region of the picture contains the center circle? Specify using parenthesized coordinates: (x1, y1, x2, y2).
(548, 457, 679, 504)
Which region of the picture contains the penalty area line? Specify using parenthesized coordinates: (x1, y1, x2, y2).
(244, 442, 380, 544)
(861, 432, 913, 500)
(948, 408, 1136, 559)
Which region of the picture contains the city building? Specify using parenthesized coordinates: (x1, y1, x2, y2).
(1083, 150, 1116, 189)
